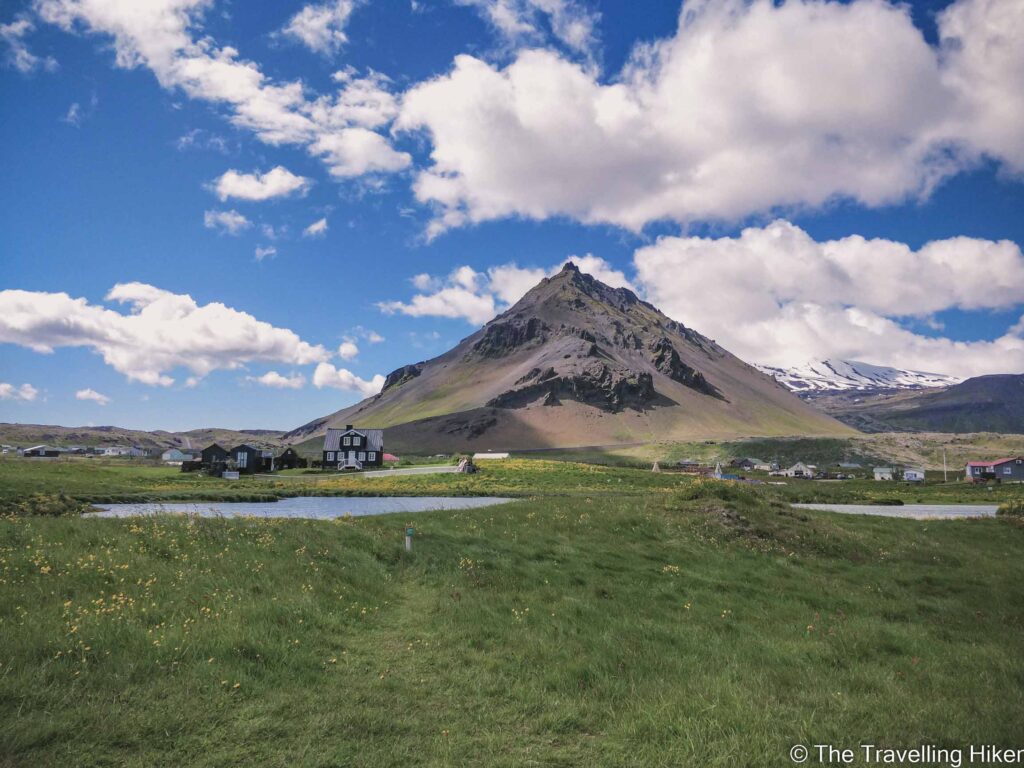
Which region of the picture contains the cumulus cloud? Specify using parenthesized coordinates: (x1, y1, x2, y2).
(0, 382, 38, 402)
(1, 16, 57, 73)
(633, 220, 1024, 378)
(0, 283, 330, 386)
(254, 245, 278, 261)
(398, 0, 1024, 236)
(378, 254, 629, 324)
(303, 217, 328, 237)
(337, 340, 359, 359)
(246, 370, 306, 389)
(212, 167, 311, 201)
(283, 0, 359, 55)
(75, 388, 111, 405)
(203, 209, 252, 235)
(35, 0, 408, 178)
(456, 0, 599, 54)
(312, 362, 384, 396)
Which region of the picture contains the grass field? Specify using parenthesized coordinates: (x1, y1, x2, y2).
(2, 457, 1024, 766)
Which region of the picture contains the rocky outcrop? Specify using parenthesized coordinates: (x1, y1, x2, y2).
(648, 338, 723, 399)
(382, 363, 424, 392)
(470, 317, 549, 358)
(488, 361, 656, 412)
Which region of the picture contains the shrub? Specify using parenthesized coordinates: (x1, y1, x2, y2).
(997, 500, 1024, 517)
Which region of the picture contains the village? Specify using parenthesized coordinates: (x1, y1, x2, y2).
(5, 428, 1023, 485)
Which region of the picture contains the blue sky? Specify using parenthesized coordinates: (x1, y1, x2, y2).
(1, 0, 1022, 431)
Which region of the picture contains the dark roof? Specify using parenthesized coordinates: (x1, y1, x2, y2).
(323, 428, 384, 452)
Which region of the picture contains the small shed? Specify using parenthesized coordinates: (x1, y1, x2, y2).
(873, 467, 895, 481)
(24, 445, 59, 458)
(903, 468, 925, 482)
(201, 443, 229, 467)
(274, 447, 307, 470)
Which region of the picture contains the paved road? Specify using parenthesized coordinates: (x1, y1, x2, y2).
(253, 465, 459, 480)
(793, 503, 998, 520)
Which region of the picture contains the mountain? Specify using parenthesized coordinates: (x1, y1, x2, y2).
(0, 423, 284, 452)
(756, 359, 961, 394)
(814, 374, 1024, 433)
(287, 263, 852, 452)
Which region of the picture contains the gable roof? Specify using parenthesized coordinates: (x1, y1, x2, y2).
(323, 428, 384, 452)
(966, 457, 1019, 468)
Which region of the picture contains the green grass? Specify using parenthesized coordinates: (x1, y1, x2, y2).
(3, 457, 1024, 765)
(2, 484, 1023, 767)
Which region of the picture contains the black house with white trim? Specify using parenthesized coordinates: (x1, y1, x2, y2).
(322, 426, 384, 470)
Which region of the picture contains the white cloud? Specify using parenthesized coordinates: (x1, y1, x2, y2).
(212, 166, 311, 201)
(456, 0, 599, 54)
(0, 283, 330, 386)
(0, 382, 38, 402)
(364, 330, 384, 343)
(398, 0, 1024, 236)
(378, 255, 628, 324)
(246, 370, 306, 389)
(1, 16, 57, 73)
(337, 340, 359, 359)
(254, 245, 278, 261)
(633, 220, 1024, 379)
(312, 362, 385, 396)
(75, 388, 111, 405)
(35, 0, 407, 178)
(203, 209, 252, 235)
(283, 0, 359, 55)
(303, 217, 328, 237)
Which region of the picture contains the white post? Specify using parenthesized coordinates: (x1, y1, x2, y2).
(943, 448, 948, 483)
(405, 527, 414, 552)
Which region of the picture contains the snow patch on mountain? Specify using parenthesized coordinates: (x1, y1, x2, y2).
(756, 359, 962, 393)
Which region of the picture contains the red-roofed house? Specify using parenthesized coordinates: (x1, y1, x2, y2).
(965, 457, 1024, 483)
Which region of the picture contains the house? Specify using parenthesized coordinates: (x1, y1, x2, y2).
(101, 446, 130, 456)
(161, 448, 195, 463)
(873, 467, 895, 481)
(201, 443, 229, 468)
(730, 457, 765, 471)
(782, 462, 816, 478)
(274, 447, 307, 470)
(473, 452, 510, 460)
(228, 444, 274, 474)
(965, 457, 1024, 483)
(754, 461, 778, 472)
(24, 445, 59, 458)
(903, 468, 926, 482)
(322, 426, 384, 470)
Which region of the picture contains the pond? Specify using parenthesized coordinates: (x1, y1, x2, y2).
(791, 503, 999, 520)
(89, 496, 514, 520)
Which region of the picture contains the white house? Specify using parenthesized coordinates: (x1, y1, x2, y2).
(873, 467, 895, 481)
(783, 462, 816, 478)
(903, 468, 925, 482)
(161, 448, 195, 463)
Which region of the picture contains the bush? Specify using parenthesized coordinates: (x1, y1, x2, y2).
(4, 493, 93, 517)
(997, 500, 1024, 517)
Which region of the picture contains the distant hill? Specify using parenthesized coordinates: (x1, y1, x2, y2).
(287, 263, 852, 453)
(811, 374, 1024, 433)
(756, 359, 961, 393)
(0, 423, 285, 452)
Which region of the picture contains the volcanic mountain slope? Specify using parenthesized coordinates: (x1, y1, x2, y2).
(287, 263, 853, 452)
(815, 374, 1024, 433)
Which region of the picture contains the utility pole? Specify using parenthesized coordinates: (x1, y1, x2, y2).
(943, 448, 948, 483)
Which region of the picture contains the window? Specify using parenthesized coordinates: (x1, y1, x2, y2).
(1004, 466, 1013, 475)
(237, 452, 247, 468)
(353, 436, 361, 446)
(327, 452, 334, 462)
(368, 452, 376, 462)
(342, 436, 351, 446)
(358, 451, 366, 461)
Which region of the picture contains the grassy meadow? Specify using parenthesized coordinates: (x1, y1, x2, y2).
(1, 455, 1024, 766)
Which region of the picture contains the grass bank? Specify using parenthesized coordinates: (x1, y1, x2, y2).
(2, 482, 1023, 766)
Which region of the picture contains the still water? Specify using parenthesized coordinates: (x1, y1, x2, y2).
(90, 496, 514, 519)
